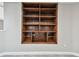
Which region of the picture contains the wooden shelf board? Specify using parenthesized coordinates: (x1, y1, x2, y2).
(22, 42, 57, 44)
(41, 8, 56, 10)
(48, 36, 56, 37)
(23, 22, 56, 25)
(40, 22, 56, 25)
(23, 22, 39, 25)
(23, 8, 56, 10)
(23, 15, 56, 18)
(23, 8, 39, 11)
(24, 36, 31, 37)
(23, 30, 56, 33)
(23, 15, 39, 18)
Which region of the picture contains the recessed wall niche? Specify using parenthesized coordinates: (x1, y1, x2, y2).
(22, 3, 58, 44)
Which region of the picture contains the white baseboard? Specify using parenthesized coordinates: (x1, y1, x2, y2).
(0, 51, 79, 57)
(72, 52, 79, 57)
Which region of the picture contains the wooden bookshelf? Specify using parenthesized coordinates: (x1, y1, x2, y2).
(22, 3, 58, 44)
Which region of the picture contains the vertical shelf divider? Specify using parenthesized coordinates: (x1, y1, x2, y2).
(31, 32, 33, 42)
(39, 3, 40, 32)
(46, 32, 48, 42)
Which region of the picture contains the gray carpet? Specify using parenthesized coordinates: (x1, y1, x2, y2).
(2, 54, 77, 57)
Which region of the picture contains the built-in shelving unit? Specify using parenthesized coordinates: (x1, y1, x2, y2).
(22, 3, 58, 44)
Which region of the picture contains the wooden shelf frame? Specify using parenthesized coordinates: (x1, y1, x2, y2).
(22, 3, 58, 44)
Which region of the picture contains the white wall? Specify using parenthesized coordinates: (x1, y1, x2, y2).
(73, 3, 79, 53)
(0, 2, 5, 53)
(0, 2, 4, 20)
(0, 31, 5, 52)
(4, 2, 73, 52)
